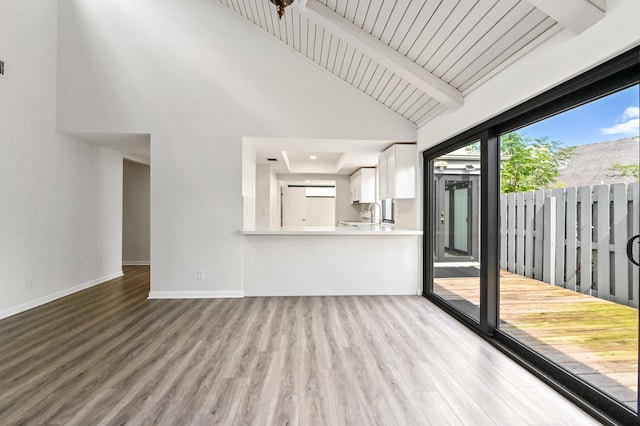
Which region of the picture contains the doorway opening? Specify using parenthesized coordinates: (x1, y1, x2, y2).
(122, 159, 150, 266)
(280, 180, 336, 227)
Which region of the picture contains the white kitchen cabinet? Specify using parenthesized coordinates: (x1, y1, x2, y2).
(350, 167, 376, 204)
(378, 144, 416, 200)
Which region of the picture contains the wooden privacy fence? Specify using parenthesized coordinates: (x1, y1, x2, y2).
(500, 182, 640, 307)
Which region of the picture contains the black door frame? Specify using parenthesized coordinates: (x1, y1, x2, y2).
(422, 46, 640, 425)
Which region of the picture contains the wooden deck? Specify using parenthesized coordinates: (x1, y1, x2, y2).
(435, 270, 638, 410)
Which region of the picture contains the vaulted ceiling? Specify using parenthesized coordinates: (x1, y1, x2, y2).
(213, 0, 606, 126)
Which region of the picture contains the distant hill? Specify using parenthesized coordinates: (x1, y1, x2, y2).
(557, 136, 639, 187)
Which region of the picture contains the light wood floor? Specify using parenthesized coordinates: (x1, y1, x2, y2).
(0, 266, 599, 425)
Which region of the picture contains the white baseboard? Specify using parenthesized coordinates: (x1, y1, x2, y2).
(0, 271, 124, 321)
(148, 290, 244, 299)
(122, 261, 150, 266)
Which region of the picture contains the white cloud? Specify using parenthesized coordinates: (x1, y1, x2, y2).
(601, 106, 640, 136)
(601, 119, 640, 135)
(622, 106, 639, 120)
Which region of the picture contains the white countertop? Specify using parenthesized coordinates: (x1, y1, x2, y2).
(338, 221, 378, 227)
(241, 225, 421, 235)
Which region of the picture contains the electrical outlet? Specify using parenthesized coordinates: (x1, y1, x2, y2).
(197, 270, 205, 280)
(25, 277, 34, 290)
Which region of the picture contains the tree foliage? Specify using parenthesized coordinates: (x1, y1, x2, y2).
(500, 132, 573, 193)
(609, 163, 640, 181)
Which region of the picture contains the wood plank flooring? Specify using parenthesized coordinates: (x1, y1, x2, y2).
(0, 266, 599, 425)
(435, 270, 638, 410)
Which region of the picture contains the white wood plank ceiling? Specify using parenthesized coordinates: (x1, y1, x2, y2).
(213, 0, 565, 125)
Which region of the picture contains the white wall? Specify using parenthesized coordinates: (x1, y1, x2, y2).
(417, 0, 640, 152)
(0, 0, 125, 319)
(56, 0, 416, 297)
(395, 199, 418, 229)
(305, 198, 336, 226)
(255, 165, 271, 229)
(242, 141, 257, 230)
(98, 148, 125, 274)
(123, 160, 151, 264)
(269, 169, 279, 228)
(335, 175, 362, 223)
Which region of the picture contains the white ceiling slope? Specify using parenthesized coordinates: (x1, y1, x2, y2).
(211, 0, 599, 126)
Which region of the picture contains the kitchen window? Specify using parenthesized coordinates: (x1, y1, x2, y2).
(381, 199, 394, 223)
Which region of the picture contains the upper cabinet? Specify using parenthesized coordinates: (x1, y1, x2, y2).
(350, 168, 376, 204)
(378, 144, 416, 200)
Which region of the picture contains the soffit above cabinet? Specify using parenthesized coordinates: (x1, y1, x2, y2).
(210, 0, 582, 126)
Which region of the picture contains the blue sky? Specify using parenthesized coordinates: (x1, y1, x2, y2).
(514, 84, 640, 147)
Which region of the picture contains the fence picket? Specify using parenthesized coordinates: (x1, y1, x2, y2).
(552, 189, 566, 287)
(543, 197, 557, 285)
(565, 187, 578, 291)
(507, 193, 516, 273)
(524, 192, 534, 278)
(578, 186, 592, 294)
(500, 194, 507, 270)
(594, 185, 611, 300)
(533, 190, 544, 280)
(516, 192, 525, 275)
(612, 183, 628, 304)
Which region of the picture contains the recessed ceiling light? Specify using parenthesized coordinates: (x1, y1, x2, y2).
(309, 155, 318, 160)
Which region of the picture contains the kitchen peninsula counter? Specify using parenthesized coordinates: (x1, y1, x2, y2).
(241, 225, 421, 235)
(241, 226, 421, 296)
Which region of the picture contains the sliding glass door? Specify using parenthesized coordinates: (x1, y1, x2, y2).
(498, 84, 639, 412)
(423, 47, 639, 424)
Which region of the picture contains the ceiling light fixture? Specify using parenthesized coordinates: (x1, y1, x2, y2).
(269, 0, 294, 20)
(309, 155, 318, 160)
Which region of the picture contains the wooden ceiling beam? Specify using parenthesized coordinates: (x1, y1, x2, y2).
(295, 0, 464, 111)
(526, 0, 605, 34)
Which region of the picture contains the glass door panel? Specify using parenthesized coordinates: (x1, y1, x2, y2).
(431, 141, 481, 322)
(498, 84, 639, 411)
